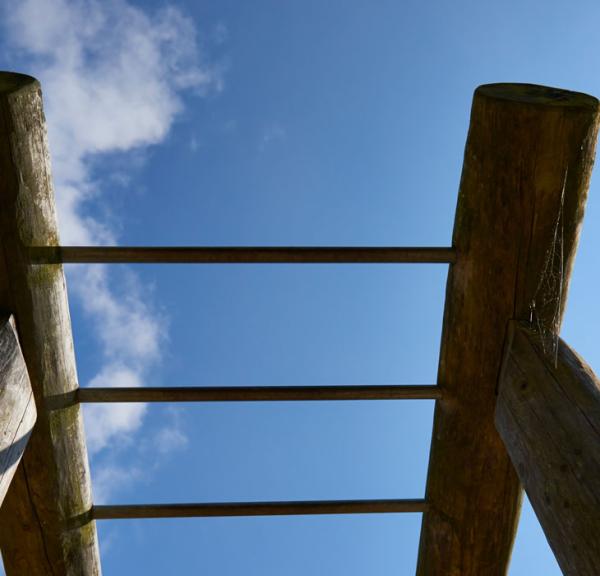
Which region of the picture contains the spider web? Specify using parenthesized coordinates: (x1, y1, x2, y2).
(528, 170, 567, 366)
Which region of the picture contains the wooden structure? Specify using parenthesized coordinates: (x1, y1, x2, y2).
(0, 315, 36, 508)
(0, 71, 599, 575)
(0, 72, 100, 575)
(417, 83, 599, 576)
(496, 322, 600, 576)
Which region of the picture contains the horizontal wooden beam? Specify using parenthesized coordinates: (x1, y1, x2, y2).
(29, 246, 456, 264)
(93, 499, 427, 520)
(417, 83, 600, 575)
(0, 315, 36, 508)
(76, 385, 441, 403)
(496, 322, 600, 576)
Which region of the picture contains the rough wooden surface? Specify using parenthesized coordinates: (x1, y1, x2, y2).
(496, 322, 600, 576)
(0, 72, 101, 575)
(417, 83, 600, 575)
(0, 315, 36, 507)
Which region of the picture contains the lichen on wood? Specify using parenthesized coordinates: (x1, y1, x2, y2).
(0, 71, 101, 576)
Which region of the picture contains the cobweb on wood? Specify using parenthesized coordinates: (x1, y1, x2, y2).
(528, 169, 568, 366)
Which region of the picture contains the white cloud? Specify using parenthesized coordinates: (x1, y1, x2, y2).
(92, 461, 144, 504)
(84, 365, 146, 454)
(5, 0, 220, 243)
(155, 425, 189, 454)
(90, 405, 190, 503)
(3, 0, 218, 497)
(70, 265, 164, 365)
(153, 407, 189, 455)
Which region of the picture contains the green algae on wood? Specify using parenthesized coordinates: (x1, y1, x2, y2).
(0, 71, 101, 576)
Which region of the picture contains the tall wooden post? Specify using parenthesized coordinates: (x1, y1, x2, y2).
(417, 84, 599, 575)
(0, 73, 101, 574)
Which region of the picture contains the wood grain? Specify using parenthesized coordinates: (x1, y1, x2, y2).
(0, 72, 101, 575)
(496, 322, 600, 576)
(417, 83, 600, 575)
(0, 315, 36, 507)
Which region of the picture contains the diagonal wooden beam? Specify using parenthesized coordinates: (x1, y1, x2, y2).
(0, 315, 36, 507)
(417, 83, 600, 575)
(0, 72, 101, 575)
(496, 322, 600, 576)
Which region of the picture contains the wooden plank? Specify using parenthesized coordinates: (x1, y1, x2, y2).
(0, 72, 101, 575)
(0, 315, 36, 507)
(417, 83, 600, 575)
(29, 245, 456, 264)
(496, 322, 600, 576)
(76, 384, 441, 404)
(93, 499, 427, 520)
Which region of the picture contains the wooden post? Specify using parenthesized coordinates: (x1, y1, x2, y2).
(417, 84, 600, 575)
(496, 322, 600, 576)
(0, 315, 36, 507)
(0, 73, 101, 574)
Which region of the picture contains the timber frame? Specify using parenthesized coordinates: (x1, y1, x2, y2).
(1, 72, 599, 575)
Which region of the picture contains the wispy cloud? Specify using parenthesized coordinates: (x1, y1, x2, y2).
(4, 0, 220, 244)
(91, 406, 190, 503)
(189, 134, 201, 153)
(91, 461, 145, 505)
(2, 0, 221, 498)
(154, 407, 189, 455)
(212, 22, 229, 46)
(84, 366, 146, 454)
(259, 122, 286, 151)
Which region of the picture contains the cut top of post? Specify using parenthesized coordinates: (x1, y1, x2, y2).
(0, 72, 38, 96)
(476, 83, 599, 110)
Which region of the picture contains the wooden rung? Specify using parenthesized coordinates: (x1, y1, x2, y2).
(92, 499, 427, 519)
(28, 246, 456, 264)
(77, 385, 442, 403)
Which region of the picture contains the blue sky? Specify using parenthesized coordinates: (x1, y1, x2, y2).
(2, 0, 600, 573)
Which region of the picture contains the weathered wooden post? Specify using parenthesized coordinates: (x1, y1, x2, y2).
(496, 323, 600, 575)
(0, 315, 36, 507)
(0, 72, 101, 574)
(417, 84, 599, 575)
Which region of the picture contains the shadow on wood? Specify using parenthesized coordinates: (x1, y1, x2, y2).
(0, 315, 36, 507)
(496, 321, 600, 576)
(417, 83, 599, 576)
(0, 72, 100, 575)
